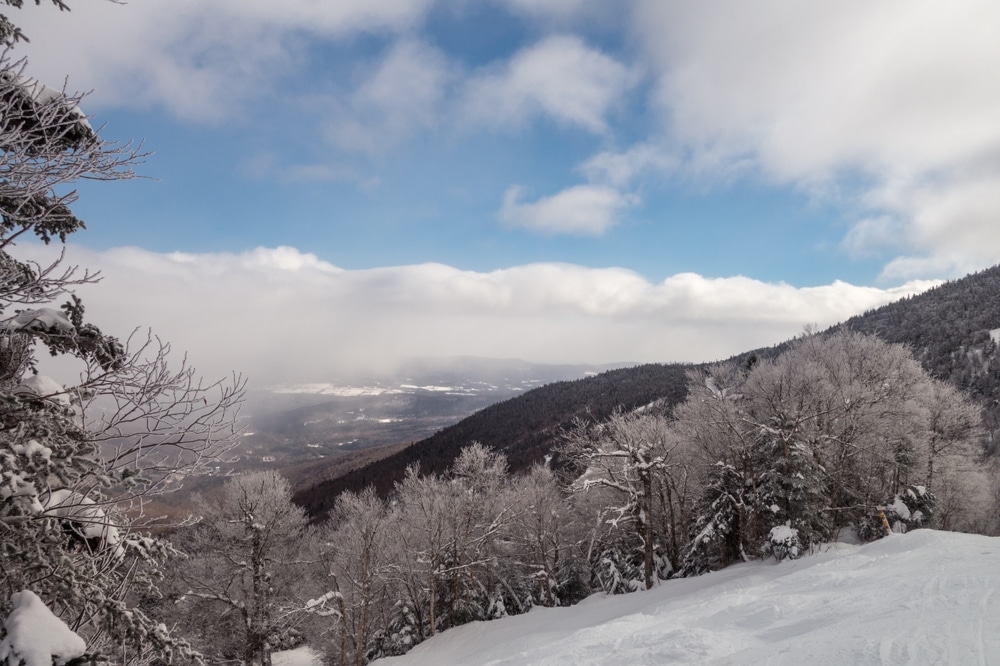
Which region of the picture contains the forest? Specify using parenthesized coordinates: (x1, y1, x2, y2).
(1, 2, 999, 665)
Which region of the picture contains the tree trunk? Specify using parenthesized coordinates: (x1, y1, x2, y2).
(642, 472, 654, 590)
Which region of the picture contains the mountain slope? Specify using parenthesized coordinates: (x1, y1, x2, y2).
(294, 264, 1000, 516)
(293, 363, 692, 514)
(374, 530, 1000, 665)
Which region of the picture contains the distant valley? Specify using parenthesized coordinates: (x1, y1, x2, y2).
(209, 357, 630, 488)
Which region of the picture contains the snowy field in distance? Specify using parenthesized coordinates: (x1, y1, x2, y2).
(374, 530, 1000, 665)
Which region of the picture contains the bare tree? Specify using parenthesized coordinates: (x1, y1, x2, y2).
(171, 472, 311, 666)
(561, 410, 681, 590)
(322, 487, 392, 666)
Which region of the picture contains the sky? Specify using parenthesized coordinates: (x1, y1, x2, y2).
(11, 1, 1000, 386)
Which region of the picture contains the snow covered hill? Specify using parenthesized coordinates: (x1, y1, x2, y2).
(374, 530, 1000, 665)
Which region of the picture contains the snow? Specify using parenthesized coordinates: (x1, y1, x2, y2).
(375, 530, 1000, 665)
(0, 590, 86, 666)
(18, 374, 71, 407)
(10, 439, 52, 461)
(768, 523, 797, 542)
(43, 489, 123, 555)
(888, 495, 912, 520)
(1, 308, 74, 333)
(273, 646, 323, 666)
(269, 383, 404, 396)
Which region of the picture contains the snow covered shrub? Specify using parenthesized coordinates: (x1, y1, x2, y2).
(593, 544, 644, 594)
(761, 523, 802, 561)
(379, 601, 422, 658)
(0, 590, 86, 666)
(891, 485, 936, 531)
(857, 485, 937, 541)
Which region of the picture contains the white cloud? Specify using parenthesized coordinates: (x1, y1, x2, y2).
(498, 0, 590, 19)
(865, 172, 1000, 278)
(579, 143, 677, 189)
(462, 35, 638, 133)
(16, 244, 936, 388)
(632, 0, 1000, 277)
(326, 40, 454, 154)
(12, 0, 436, 121)
(498, 184, 637, 235)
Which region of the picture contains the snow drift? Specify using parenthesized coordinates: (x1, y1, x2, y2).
(375, 530, 1000, 665)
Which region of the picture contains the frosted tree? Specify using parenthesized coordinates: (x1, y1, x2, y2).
(0, 2, 243, 662)
(386, 464, 450, 643)
(505, 464, 587, 607)
(384, 444, 519, 644)
(677, 330, 986, 573)
(437, 444, 517, 625)
(673, 365, 757, 574)
(170, 472, 312, 666)
(561, 410, 680, 590)
(321, 487, 392, 666)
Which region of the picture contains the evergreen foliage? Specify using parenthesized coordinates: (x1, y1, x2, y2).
(0, 4, 243, 663)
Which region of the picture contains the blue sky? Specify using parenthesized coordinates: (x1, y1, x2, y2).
(13, 1, 1000, 385)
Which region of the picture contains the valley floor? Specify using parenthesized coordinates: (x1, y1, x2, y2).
(373, 530, 1000, 665)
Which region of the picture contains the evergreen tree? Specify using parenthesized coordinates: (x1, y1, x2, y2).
(679, 461, 750, 575)
(753, 411, 830, 554)
(0, 3, 244, 662)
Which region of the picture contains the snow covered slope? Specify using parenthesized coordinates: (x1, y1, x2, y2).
(375, 530, 1000, 665)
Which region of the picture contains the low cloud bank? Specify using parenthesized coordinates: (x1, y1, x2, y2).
(20, 245, 936, 388)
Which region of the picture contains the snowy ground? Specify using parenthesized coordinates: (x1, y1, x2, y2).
(273, 645, 323, 666)
(374, 530, 1000, 665)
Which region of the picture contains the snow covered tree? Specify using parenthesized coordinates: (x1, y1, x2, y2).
(382, 444, 520, 646)
(676, 330, 985, 573)
(0, 3, 244, 662)
(1, 1, 73, 47)
(505, 464, 588, 607)
(436, 444, 517, 626)
(679, 460, 751, 575)
(169, 472, 311, 666)
(561, 410, 680, 590)
(385, 464, 448, 643)
(321, 487, 393, 666)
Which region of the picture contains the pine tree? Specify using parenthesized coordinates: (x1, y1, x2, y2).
(753, 411, 830, 555)
(679, 461, 750, 576)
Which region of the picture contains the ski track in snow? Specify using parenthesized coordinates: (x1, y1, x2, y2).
(375, 530, 1000, 665)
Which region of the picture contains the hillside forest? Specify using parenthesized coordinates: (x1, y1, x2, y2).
(2, 3, 1000, 666)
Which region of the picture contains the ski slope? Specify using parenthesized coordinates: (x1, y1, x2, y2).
(375, 530, 1000, 665)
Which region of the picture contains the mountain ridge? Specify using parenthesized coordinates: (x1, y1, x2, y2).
(293, 265, 1000, 517)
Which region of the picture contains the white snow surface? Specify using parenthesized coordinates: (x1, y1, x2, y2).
(273, 645, 323, 666)
(18, 374, 71, 407)
(1, 308, 74, 333)
(43, 489, 122, 555)
(375, 530, 1000, 665)
(0, 590, 86, 666)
